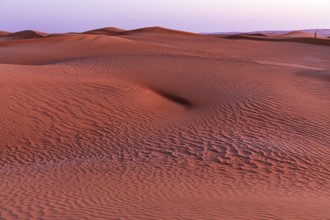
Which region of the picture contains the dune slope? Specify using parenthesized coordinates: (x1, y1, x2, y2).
(3, 30, 48, 40)
(218, 31, 330, 47)
(0, 27, 329, 220)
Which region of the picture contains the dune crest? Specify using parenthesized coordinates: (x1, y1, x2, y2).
(3, 30, 48, 39)
(0, 30, 10, 36)
(217, 31, 330, 47)
(83, 27, 125, 35)
(123, 26, 199, 35)
(278, 30, 315, 38)
(83, 26, 201, 37)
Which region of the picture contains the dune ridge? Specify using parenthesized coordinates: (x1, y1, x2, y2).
(83, 27, 125, 35)
(3, 30, 48, 39)
(0, 27, 329, 220)
(0, 27, 201, 41)
(278, 30, 315, 38)
(0, 30, 10, 36)
(217, 30, 330, 47)
(82, 26, 201, 38)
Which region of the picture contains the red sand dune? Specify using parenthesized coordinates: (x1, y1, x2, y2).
(2, 30, 48, 40)
(0, 27, 329, 219)
(83, 27, 125, 36)
(277, 30, 315, 38)
(0, 30, 10, 36)
(122, 26, 201, 36)
(219, 31, 330, 47)
(83, 26, 200, 37)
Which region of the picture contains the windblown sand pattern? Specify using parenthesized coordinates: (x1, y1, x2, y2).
(0, 27, 329, 219)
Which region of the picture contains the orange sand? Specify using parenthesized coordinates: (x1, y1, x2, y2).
(0, 27, 329, 219)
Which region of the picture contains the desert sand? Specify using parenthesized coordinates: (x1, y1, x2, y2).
(0, 27, 329, 219)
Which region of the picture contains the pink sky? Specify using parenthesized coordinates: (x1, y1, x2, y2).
(1, 0, 329, 33)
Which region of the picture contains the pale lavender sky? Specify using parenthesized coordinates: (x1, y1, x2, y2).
(1, 0, 329, 33)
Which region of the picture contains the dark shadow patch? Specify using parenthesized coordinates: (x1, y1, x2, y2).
(154, 89, 192, 107)
(296, 70, 330, 82)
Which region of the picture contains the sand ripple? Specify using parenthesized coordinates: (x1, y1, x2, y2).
(0, 30, 329, 219)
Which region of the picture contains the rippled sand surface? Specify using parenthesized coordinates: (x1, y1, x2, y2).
(0, 28, 329, 219)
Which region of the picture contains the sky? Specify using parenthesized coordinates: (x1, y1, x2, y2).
(0, 0, 329, 33)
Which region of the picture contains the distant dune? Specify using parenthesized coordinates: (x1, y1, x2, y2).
(83, 27, 125, 35)
(294, 29, 330, 36)
(83, 26, 200, 37)
(278, 30, 315, 38)
(0, 27, 200, 41)
(216, 30, 330, 47)
(123, 26, 200, 36)
(0, 30, 10, 36)
(0, 26, 329, 220)
(211, 29, 330, 37)
(3, 30, 48, 39)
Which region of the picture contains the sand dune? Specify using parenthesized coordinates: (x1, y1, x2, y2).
(0, 27, 329, 219)
(83, 27, 125, 36)
(0, 30, 10, 36)
(83, 26, 200, 37)
(123, 26, 200, 36)
(2, 30, 48, 40)
(277, 31, 315, 38)
(213, 29, 330, 37)
(219, 31, 330, 47)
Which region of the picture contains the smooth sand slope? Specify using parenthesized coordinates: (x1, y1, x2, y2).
(0, 27, 330, 219)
